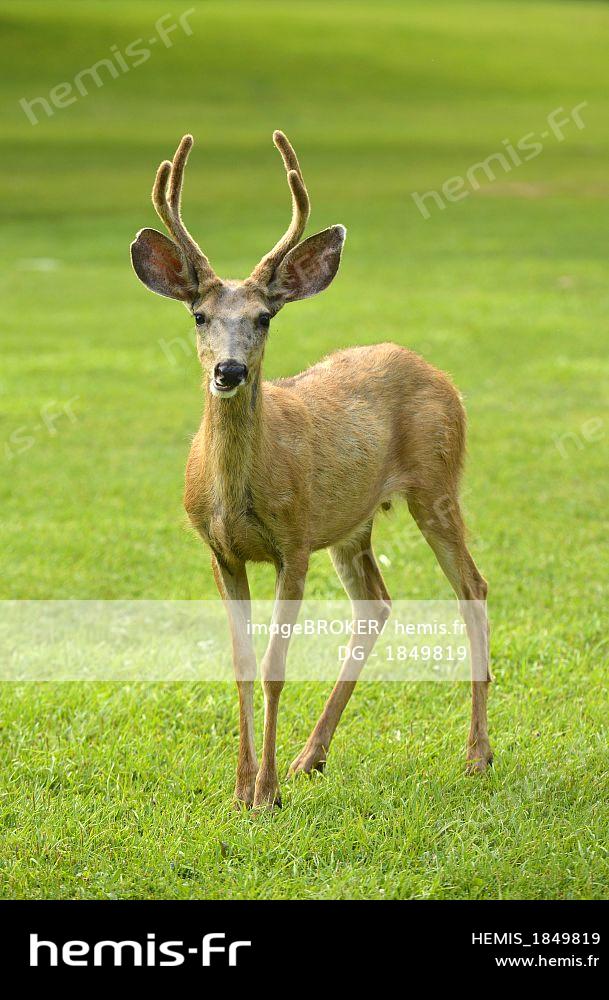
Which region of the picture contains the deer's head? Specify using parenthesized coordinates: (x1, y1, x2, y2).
(131, 132, 346, 397)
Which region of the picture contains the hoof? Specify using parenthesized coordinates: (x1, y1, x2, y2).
(288, 743, 328, 777)
(252, 774, 282, 811)
(233, 795, 254, 812)
(465, 747, 494, 775)
(233, 777, 257, 810)
(252, 794, 282, 812)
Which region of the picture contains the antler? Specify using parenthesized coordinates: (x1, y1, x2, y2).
(250, 131, 311, 283)
(152, 134, 217, 288)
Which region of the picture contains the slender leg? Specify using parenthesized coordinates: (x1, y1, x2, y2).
(289, 523, 390, 776)
(407, 490, 493, 773)
(253, 552, 309, 809)
(211, 554, 259, 806)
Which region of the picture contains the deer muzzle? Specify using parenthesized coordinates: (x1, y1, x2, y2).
(211, 359, 248, 397)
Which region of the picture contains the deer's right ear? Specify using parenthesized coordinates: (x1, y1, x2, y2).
(130, 228, 198, 301)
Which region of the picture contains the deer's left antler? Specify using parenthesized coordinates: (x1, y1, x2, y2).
(250, 131, 311, 283)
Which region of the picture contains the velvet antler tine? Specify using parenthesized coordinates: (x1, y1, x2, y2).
(273, 130, 302, 178)
(152, 160, 172, 230)
(250, 131, 311, 283)
(151, 135, 217, 289)
(167, 134, 193, 210)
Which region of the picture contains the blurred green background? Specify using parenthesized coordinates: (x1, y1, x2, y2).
(0, 1, 607, 898)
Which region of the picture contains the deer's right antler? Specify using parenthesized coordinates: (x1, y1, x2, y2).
(152, 134, 217, 289)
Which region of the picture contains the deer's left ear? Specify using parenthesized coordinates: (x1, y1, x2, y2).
(130, 227, 198, 301)
(268, 225, 346, 305)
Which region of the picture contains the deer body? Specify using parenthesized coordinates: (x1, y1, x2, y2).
(131, 132, 492, 810)
(185, 342, 465, 566)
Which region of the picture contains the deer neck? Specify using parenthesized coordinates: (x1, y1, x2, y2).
(201, 374, 263, 506)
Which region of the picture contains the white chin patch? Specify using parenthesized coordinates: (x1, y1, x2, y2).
(209, 378, 239, 398)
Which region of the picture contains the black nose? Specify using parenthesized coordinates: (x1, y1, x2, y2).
(214, 360, 248, 388)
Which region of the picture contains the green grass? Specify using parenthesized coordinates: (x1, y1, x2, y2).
(1, 0, 608, 899)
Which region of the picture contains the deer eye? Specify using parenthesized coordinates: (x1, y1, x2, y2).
(194, 312, 206, 326)
(258, 312, 271, 329)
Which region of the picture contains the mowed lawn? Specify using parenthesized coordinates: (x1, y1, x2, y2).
(0, 1, 608, 898)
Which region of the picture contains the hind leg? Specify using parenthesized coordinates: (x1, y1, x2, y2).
(289, 522, 390, 777)
(407, 489, 493, 773)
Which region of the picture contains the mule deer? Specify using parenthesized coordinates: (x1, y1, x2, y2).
(131, 132, 492, 809)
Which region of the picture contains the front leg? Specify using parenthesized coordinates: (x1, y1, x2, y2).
(211, 554, 258, 807)
(254, 552, 309, 810)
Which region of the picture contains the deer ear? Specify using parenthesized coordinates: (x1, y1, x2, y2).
(268, 225, 346, 305)
(130, 228, 198, 301)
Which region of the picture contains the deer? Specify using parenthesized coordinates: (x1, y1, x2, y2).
(130, 131, 492, 810)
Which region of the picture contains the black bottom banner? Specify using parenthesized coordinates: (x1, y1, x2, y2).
(0, 899, 606, 983)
